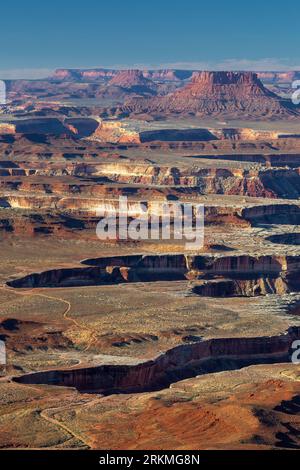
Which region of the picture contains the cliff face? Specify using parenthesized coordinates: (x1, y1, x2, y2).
(241, 204, 300, 225)
(88, 122, 219, 144)
(257, 71, 300, 84)
(50, 68, 193, 83)
(215, 128, 282, 141)
(51, 68, 116, 81)
(50, 68, 300, 85)
(109, 70, 156, 94)
(14, 327, 300, 393)
(87, 121, 297, 144)
(143, 69, 193, 81)
(0, 123, 16, 135)
(11, 118, 77, 137)
(7, 253, 300, 295)
(90, 121, 141, 144)
(192, 277, 289, 297)
(177, 71, 276, 99)
(123, 71, 298, 118)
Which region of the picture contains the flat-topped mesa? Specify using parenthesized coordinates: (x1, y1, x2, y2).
(50, 68, 83, 81)
(143, 69, 193, 81)
(50, 68, 193, 82)
(50, 68, 116, 81)
(187, 71, 277, 99)
(109, 69, 156, 94)
(13, 327, 300, 393)
(7, 254, 300, 295)
(257, 71, 300, 83)
(122, 71, 298, 118)
(88, 120, 220, 144)
(0, 123, 16, 135)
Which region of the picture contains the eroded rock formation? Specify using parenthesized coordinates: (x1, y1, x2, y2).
(14, 327, 300, 393)
(109, 70, 157, 95)
(7, 254, 300, 297)
(122, 72, 298, 118)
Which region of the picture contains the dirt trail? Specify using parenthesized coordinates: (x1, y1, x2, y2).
(39, 403, 90, 449)
(0, 285, 98, 351)
(0, 283, 103, 449)
(18, 382, 93, 449)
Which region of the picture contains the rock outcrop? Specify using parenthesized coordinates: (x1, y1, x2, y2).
(0, 123, 16, 134)
(13, 327, 300, 393)
(51, 68, 116, 81)
(89, 121, 141, 144)
(109, 70, 157, 95)
(50, 68, 193, 83)
(122, 71, 298, 118)
(257, 71, 300, 84)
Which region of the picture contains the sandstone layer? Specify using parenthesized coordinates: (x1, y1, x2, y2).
(122, 72, 298, 118)
(1, 74, 300, 450)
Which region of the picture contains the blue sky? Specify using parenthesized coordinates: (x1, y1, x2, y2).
(1, 0, 299, 77)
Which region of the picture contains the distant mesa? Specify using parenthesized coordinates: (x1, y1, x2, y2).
(47, 68, 158, 99)
(0, 116, 298, 144)
(0, 123, 16, 135)
(0, 117, 99, 139)
(88, 120, 219, 144)
(108, 69, 157, 95)
(122, 71, 299, 119)
(49, 68, 300, 86)
(257, 71, 300, 84)
(50, 69, 83, 82)
(50, 68, 116, 82)
(143, 69, 193, 81)
(50, 68, 193, 83)
(3, 69, 300, 121)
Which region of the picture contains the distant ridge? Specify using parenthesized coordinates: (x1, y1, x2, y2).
(120, 71, 299, 118)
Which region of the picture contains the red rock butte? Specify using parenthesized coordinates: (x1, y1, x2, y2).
(109, 69, 155, 91)
(123, 70, 297, 118)
(1, 62, 300, 451)
(186, 71, 276, 97)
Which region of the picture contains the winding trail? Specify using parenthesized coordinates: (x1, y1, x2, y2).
(0, 283, 102, 448)
(0, 284, 98, 351)
(13, 381, 93, 449)
(39, 401, 91, 449)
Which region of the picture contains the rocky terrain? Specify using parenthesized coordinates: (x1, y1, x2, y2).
(51, 68, 194, 82)
(3, 69, 299, 121)
(108, 69, 157, 95)
(122, 71, 299, 119)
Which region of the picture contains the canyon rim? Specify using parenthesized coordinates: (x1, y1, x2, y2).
(1, 0, 300, 465)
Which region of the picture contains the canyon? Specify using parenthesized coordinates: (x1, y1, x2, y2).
(6, 254, 300, 296)
(121, 71, 298, 119)
(14, 328, 300, 394)
(1, 67, 300, 450)
(2, 69, 299, 121)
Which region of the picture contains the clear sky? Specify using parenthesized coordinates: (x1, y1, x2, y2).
(1, 0, 299, 77)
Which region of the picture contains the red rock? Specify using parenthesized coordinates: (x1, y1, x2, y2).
(109, 69, 156, 94)
(123, 71, 298, 118)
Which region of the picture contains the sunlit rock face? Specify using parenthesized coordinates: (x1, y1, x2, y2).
(122, 71, 298, 118)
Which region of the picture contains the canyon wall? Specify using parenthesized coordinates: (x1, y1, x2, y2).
(14, 327, 300, 393)
(7, 254, 300, 295)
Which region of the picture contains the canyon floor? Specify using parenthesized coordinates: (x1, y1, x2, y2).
(1, 110, 300, 449)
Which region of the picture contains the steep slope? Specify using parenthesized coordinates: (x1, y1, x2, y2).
(122, 71, 299, 118)
(109, 69, 157, 95)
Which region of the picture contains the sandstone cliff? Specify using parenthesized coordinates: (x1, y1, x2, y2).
(122, 71, 299, 118)
(109, 69, 157, 95)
